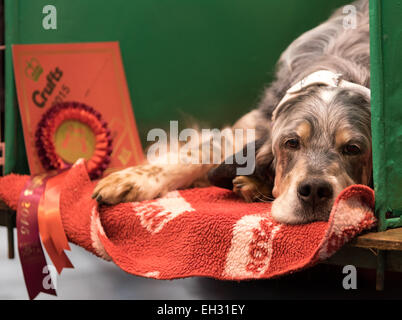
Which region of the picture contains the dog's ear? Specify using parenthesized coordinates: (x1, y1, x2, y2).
(254, 140, 275, 194)
(208, 137, 274, 190)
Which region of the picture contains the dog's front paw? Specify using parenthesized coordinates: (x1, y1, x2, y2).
(232, 176, 271, 203)
(92, 165, 168, 205)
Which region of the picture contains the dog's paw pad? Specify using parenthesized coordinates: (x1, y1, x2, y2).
(92, 165, 167, 205)
(232, 176, 272, 203)
(232, 176, 260, 202)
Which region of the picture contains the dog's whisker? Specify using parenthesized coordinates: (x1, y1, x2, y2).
(255, 189, 274, 201)
(253, 194, 266, 203)
(253, 192, 271, 203)
(255, 192, 270, 202)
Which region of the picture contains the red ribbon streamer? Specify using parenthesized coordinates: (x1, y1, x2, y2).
(17, 171, 73, 299)
(38, 171, 74, 274)
(17, 175, 57, 299)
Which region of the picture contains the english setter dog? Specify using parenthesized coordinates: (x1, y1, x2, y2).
(93, 0, 371, 224)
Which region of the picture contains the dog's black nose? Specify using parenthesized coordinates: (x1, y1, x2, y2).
(297, 179, 333, 205)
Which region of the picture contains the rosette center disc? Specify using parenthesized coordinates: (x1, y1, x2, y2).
(54, 120, 96, 164)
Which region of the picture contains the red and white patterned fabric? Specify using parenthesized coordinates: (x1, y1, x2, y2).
(0, 161, 376, 280)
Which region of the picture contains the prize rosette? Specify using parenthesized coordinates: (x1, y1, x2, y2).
(18, 101, 113, 299)
(35, 101, 113, 179)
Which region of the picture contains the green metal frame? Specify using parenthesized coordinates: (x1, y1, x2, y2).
(370, 0, 402, 231)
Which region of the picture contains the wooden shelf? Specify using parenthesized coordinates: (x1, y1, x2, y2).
(350, 228, 402, 251)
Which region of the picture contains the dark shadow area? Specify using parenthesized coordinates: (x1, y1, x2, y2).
(1, 229, 402, 300)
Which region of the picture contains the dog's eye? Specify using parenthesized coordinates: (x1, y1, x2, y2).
(343, 144, 361, 155)
(285, 138, 300, 150)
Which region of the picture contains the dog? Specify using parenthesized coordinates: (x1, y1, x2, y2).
(92, 0, 371, 224)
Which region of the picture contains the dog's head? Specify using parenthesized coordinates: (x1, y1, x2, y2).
(208, 84, 371, 224)
(265, 85, 371, 223)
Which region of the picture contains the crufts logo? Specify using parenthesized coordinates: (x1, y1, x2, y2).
(25, 58, 43, 82)
(32, 67, 63, 108)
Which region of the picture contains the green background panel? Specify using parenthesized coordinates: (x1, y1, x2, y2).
(5, 0, 350, 174)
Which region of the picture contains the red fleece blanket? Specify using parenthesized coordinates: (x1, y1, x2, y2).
(0, 161, 376, 280)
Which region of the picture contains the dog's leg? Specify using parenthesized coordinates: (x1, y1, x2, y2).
(92, 162, 215, 204)
(92, 126, 237, 204)
(208, 110, 275, 203)
(92, 110, 262, 205)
